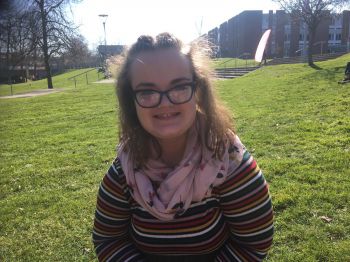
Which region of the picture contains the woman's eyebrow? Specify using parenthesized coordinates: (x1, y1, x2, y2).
(134, 77, 192, 90)
(170, 77, 192, 85)
(134, 82, 156, 90)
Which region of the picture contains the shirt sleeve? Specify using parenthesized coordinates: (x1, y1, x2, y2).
(215, 150, 274, 262)
(92, 159, 145, 262)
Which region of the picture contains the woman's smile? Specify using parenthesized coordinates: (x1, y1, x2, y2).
(153, 112, 180, 120)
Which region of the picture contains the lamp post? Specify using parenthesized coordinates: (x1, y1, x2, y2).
(99, 14, 108, 46)
(98, 14, 108, 65)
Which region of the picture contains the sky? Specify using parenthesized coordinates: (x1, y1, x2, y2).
(70, 0, 280, 50)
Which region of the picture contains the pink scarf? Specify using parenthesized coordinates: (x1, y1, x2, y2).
(118, 115, 244, 221)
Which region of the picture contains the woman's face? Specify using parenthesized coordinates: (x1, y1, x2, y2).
(130, 48, 197, 143)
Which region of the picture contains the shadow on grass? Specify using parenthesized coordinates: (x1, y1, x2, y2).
(334, 66, 345, 72)
(310, 64, 322, 70)
(302, 66, 342, 83)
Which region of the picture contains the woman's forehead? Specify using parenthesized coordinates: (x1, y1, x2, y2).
(130, 49, 192, 87)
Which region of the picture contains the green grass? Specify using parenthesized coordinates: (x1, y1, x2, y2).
(217, 56, 350, 261)
(0, 68, 101, 96)
(212, 57, 260, 68)
(1, 55, 349, 261)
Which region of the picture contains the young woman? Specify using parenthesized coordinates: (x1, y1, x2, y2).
(92, 33, 274, 262)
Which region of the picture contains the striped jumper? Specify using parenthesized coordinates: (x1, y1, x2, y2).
(92, 150, 274, 262)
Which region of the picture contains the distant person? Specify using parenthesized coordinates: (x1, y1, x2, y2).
(260, 50, 267, 66)
(344, 62, 350, 81)
(92, 32, 274, 261)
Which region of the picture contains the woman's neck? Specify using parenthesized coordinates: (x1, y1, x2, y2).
(157, 133, 188, 167)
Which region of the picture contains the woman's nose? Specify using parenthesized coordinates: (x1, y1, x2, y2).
(158, 93, 172, 107)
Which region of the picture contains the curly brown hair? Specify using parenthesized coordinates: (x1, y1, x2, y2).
(116, 32, 235, 166)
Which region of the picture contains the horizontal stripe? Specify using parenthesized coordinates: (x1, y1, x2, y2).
(223, 197, 272, 218)
(99, 184, 129, 204)
(132, 209, 220, 233)
(221, 170, 262, 197)
(131, 212, 223, 239)
(232, 223, 274, 237)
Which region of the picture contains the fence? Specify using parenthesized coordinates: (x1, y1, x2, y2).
(67, 68, 99, 88)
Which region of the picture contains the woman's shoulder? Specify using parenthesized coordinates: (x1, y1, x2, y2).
(105, 157, 127, 183)
(99, 157, 131, 202)
(224, 133, 262, 182)
(226, 133, 246, 173)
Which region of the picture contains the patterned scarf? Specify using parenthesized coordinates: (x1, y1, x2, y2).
(118, 115, 243, 221)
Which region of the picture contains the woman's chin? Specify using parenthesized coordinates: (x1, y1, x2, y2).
(151, 127, 189, 143)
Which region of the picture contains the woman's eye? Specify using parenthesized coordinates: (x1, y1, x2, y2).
(139, 90, 156, 96)
(173, 85, 190, 91)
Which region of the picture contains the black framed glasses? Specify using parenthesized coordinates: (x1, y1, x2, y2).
(133, 82, 196, 108)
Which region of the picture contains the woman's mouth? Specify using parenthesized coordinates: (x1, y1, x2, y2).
(154, 112, 180, 120)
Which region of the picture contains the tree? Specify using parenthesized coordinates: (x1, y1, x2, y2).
(0, 1, 39, 83)
(29, 0, 79, 89)
(63, 34, 91, 68)
(274, 0, 350, 66)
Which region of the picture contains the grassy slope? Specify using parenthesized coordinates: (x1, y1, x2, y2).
(217, 56, 350, 261)
(0, 55, 349, 261)
(0, 68, 100, 96)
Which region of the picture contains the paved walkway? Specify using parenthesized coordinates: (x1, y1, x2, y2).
(0, 89, 61, 99)
(93, 78, 115, 84)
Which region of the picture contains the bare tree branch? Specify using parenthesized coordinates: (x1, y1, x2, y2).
(273, 0, 350, 65)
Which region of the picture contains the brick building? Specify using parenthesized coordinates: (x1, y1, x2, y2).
(207, 10, 350, 58)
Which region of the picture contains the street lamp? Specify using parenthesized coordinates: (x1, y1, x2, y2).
(99, 14, 108, 46)
(98, 14, 108, 65)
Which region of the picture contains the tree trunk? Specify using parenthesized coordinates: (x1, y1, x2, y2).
(6, 21, 12, 84)
(43, 50, 53, 88)
(39, 0, 53, 89)
(33, 47, 37, 80)
(307, 27, 316, 66)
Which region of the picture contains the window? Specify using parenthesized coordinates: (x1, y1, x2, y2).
(284, 24, 291, 42)
(284, 42, 290, 57)
(284, 33, 290, 41)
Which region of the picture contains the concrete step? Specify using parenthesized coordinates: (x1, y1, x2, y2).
(214, 66, 260, 79)
(215, 74, 244, 78)
(215, 66, 260, 72)
(216, 71, 252, 75)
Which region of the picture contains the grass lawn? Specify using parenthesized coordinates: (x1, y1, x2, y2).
(0, 68, 101, 96)
(1, 54, 349, 261)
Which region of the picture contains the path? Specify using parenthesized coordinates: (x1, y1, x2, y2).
(93, 79, 115, 84)
(0, 89, 61, 99)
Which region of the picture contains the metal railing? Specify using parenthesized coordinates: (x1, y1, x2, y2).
(67, 68, 97, 88)
(295, 43, 349, 57)
(216, 52, 254, 72)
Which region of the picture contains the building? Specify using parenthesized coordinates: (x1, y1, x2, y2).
(0, 53, 53, 84)
(97, 45, 124, 57)
(207, 10, 350, 58)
